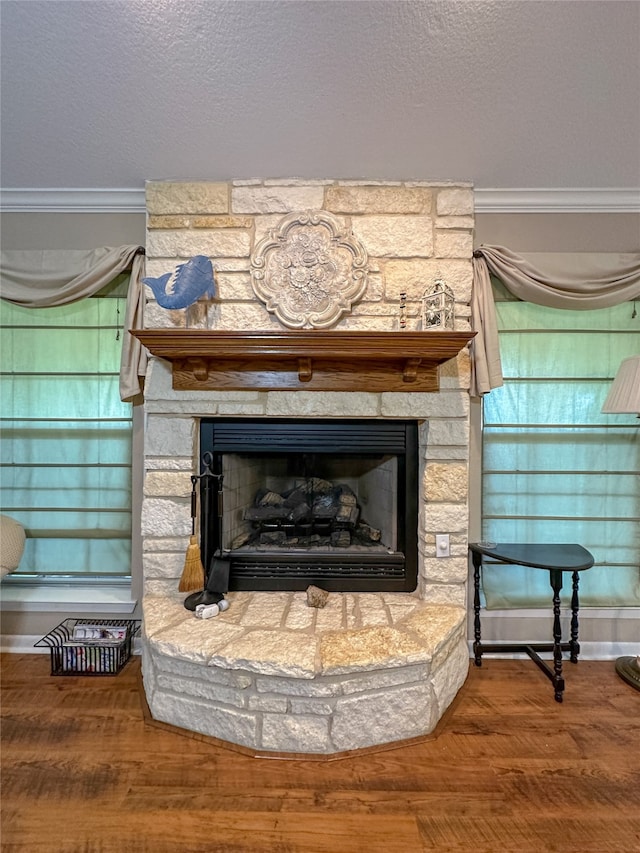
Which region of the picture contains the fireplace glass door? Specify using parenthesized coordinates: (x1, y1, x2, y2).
(199, 419, 418, 592)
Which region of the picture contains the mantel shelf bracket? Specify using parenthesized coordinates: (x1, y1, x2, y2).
(187, 357, 210, 382)
(298, 357, 313, 382)
(402, 358, 422, 383)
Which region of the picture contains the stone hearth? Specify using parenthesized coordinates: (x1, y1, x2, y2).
(143, 591, 467, 754)
(140, 178, 475, 754)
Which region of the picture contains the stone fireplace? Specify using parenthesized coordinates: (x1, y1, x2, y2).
(138, 178, 475, 754)
(198, 417, 419, 592)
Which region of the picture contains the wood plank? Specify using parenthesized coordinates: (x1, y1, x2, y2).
(2, 654, 638, 853)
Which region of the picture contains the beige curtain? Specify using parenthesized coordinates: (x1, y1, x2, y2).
(471, 245, 640, 397)
(0, 246, 146, 401)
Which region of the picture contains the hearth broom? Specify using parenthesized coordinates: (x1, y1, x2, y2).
(178, 476, 206, 592)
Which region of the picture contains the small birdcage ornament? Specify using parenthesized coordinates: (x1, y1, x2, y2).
(421, 279, 455, 330)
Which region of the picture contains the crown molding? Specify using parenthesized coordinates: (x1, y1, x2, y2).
(1, 186, 639, 214)
(475, 188, 640, 213)
(0, 188, 146, 213)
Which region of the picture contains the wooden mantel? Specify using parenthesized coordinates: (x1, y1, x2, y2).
(131, 329, 477, 392)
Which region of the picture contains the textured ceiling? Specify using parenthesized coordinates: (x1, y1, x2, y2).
(1, 0, 639, 193)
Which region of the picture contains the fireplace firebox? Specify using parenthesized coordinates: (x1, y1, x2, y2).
(199, 418, 419, 592)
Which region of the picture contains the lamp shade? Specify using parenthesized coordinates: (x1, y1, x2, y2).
(601, 355, 640, 414)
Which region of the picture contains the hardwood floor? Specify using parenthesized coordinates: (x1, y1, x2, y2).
(1, 652, 639, 852)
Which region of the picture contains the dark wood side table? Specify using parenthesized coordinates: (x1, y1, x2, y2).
(469, 543, 595, 702)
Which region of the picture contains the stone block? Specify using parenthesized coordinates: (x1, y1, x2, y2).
(431, 637, 470, 715)
(191, 215, 253, 229)
(242, 592, 292, 627)
(325, 185, 432, 214)
(357, 594, 391, 627)
(314, 597, 346, 632)
(255, 675, 341, 697)
(144, 535, 190, 550)
(143, 551, 185, 579)
(141, 360, 186, 402)
(147, 215, 191, 230)
(340, 316, 398, 331)
(360, 272, 384, 301)
(142, 497, 191, 537)
(265, 391, 380, 418)
(144, 579, 177, 597)
(383, 259, 438, 301)
(261, 712, 331, 753)
(147, 229, 251, 258)
(439, 350, 472, 389)
(216, 303, 279, 330)
(401, 605, 466, 659)
(153, 652, 253, 689)
(143, 258, 180, 278)
(420, 583, 467, 607)
(210, 629, 318, 678)
(149, 691, 258, 748)
(144, 470, 192, 498)
(423, 462, 468, 502)
(436, 188, 474, 216)
(156, 673, 247, 708)
(285, 596, 317, 630)
(247, 694, 289, 713)
(320, 626, 426, 674)
(350, 300, 402, 318)
(146, 181, 229, 215)
(288, 697, 335, 716)
(143, 302, 185, 329)
(215, 271, 254, 300)
(145, 414, 196, 458)
(142, 594, 191, 638)
(150, 613, 247, 663)
(218, 400, 268, 416)
(379, 391, 466, 420)
(338, 663, 429, 696)
(421, 556, 470, 585)
(426, 417, 470, 447)
(331, 682, 437, 750)
(422, 504, 470, 535)
(435, 230, 474, 259)
(231, 185, 324, 213)
(262, 178, 334, 186)
(352, 216, 433, 257)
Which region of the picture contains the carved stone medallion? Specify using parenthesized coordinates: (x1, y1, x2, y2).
(250, 210, 369, 329)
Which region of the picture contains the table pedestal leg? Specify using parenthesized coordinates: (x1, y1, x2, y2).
(570, 570, 580, 663)
(550, 569, 565, 702)
(472, 552, 483, 666)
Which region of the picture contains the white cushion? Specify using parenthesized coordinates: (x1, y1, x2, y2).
(0, 515, 26, 577)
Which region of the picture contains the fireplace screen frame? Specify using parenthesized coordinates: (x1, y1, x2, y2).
(199, 418, 419, 593)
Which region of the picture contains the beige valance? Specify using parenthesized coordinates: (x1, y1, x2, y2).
(470, 246, 640, 397)
(0, 246, 146, 401)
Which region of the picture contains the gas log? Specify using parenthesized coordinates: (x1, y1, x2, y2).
(241, 478, 381, 548)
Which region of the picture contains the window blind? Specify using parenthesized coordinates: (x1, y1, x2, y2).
(481, 296, 640, 608)
(0, 289, 132, 578)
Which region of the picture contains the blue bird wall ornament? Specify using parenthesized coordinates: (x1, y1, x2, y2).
(143, 255, 216, 309)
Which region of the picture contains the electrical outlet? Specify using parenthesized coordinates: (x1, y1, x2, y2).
(435, 534, 450, 558)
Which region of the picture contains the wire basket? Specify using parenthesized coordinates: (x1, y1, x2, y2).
(35, 618, 141, 676)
